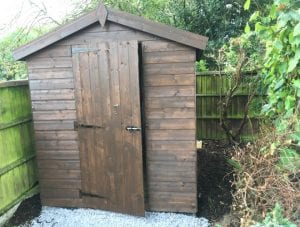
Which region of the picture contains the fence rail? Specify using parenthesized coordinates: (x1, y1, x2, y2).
(196, 71, 261, 140)
(0, 80, 38, 216)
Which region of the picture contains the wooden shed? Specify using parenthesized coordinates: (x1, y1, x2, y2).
(13, 1, 208, 216)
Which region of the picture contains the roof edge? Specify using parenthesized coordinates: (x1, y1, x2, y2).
(13, 10, 98, 60)
(14, 6, 208, 61)
(107, 8, 208, 50)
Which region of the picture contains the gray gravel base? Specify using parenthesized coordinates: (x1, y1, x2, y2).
(29, 207, 210, 227)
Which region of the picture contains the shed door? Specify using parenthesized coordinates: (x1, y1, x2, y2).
(72, 41, 144, 216)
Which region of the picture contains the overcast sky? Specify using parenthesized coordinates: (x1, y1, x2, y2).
(0, 0, 74, 37)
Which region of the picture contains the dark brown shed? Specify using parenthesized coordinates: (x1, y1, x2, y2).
(14, 1, 208, 216)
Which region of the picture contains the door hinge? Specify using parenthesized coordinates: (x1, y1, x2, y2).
(74, 121, 104, 131)
(79, 190, 106, 199)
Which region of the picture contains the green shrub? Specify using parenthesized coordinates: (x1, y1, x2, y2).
(253, 203, 297, 227)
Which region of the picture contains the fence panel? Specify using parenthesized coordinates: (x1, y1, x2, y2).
(196, 71, 261, 140)
(0, 80, 38, 216)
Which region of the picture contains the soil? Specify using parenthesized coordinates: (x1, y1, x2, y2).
(197, 140, 234, 223)
(4, 194, 41, 227)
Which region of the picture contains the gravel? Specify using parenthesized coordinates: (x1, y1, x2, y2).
(29, 207, 210, 227)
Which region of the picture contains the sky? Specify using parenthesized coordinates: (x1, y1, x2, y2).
(0, 0, 74, 37)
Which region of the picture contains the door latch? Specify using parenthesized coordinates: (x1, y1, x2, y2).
(126, 126, 142, 132)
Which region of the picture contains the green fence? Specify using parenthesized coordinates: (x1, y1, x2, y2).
(196, 71, 261, 140)
(0, 80, 38, 216)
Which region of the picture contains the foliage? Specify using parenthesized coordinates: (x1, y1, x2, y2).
(0, 28, 49, 81)
(253, 203, 297, 227)
(224, 1, 300, 225)
(195, 60, 208, 72)
(69, 0, 270, 49)
(229, 125, 299, 226)
(248, 0, 300, 122)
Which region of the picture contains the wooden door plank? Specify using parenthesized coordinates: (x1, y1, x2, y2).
(87, 45, 98, 195)
(127, 40, 144, 215)
(118, 41, 133, 213)
(97, 42, 112, 203)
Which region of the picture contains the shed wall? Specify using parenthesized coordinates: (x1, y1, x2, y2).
(27, 22, 197, 212)
(141, 41, 197, 212)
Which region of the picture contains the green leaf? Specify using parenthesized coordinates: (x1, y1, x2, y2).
(274, 39, 283, 51)
(249, 11, 259, 21)
(269, 5, 277, 19)
(244, 23, 251, 33)
(293, 79, 300, 89)
(244, 0, 251, 10)
(227, 159, 242, 170)
(284, 95, 295, 111)
(255, 22, 265, 32)
(291, 132, 300, 142)
(287, 49, 300, 72)
(274, 79, 285, 91)
(294, 23, 300, 37)
(279, 148, 300, 172)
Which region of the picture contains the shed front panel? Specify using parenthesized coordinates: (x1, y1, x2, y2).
(27, 21, 197, 213)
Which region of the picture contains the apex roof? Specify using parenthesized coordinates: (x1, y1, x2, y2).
(13, 1, 208, 60)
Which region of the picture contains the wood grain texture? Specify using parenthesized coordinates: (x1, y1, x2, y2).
(30, 89, 75, 101)
(30, 45, 71, 58)
(107, 8, 207, 49)
(32, 110, 76, 121)
(145, 97, 195, 108)
(146, 119, 195, 130)
(29, 69, 73, 80)
(143, 51, 195, 64)
(142, 40, 197, 213)
(27, 57, 72, 69)
(39, 179, 81, 189)
(37, 160, 80, 169)
(144, 74, 195, 86)
(58, 29, 157, 45)
(35, 131, 78, 140)
(146, 108, 195, 119)
(29, 79, 74, 90)
(38, 169, 81, 179)
(33, 121, 75, 131)
(36, 150, 80, 160)
(40, 188, 80, 199)
(144, 86, 195, 98)
(41, 198, 83, 207)
(32, 100, 75, 111)
(73, 41, 144, 216)
(142, 41, 193, 52)
(35, 140, 78, 150)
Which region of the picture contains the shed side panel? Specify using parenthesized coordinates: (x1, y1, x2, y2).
(27, 44, 83, 207)
(142, 40, 197, 213)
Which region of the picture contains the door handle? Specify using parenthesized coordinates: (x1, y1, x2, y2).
(126, 126, 141, 132)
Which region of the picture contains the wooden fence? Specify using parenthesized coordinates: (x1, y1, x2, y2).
(196, 71, 261, 140)
(0, 80, 38, 216)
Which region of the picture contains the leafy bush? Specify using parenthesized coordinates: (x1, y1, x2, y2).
(253, 203, 297, 227)
(196, 60, 208, 72)
(229, 123, 299, 226)
(0, 28, 50, 81)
